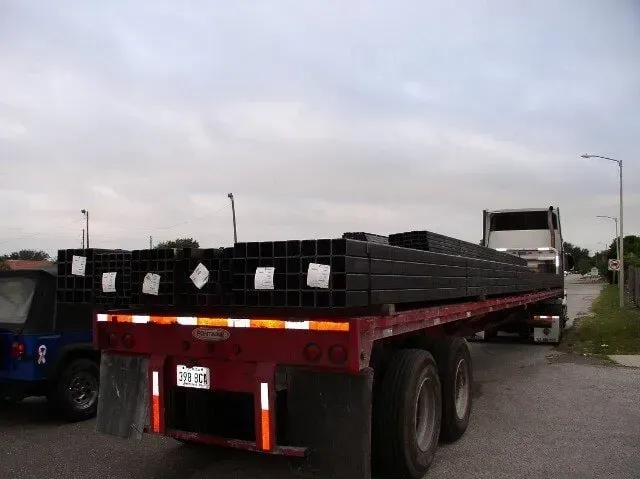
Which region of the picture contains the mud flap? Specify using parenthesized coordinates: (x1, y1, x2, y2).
(95, 352, 149, 439)
(287, 367, 373, 479)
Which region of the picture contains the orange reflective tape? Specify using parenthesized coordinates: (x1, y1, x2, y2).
(260, 409, 271, 450)
(151, 316, 178, 325)
(110, 315, 133, 323)
(197, 317, 228, 327)
(151, 395, 160, 433)
(309, 321, 349, 331)
(114, 315, 350, 332)
(250, 319, 286, 329)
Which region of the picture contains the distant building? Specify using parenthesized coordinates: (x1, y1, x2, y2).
(5, 260, 56, 271)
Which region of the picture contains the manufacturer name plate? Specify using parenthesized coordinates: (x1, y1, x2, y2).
(192, 327, 231, 342)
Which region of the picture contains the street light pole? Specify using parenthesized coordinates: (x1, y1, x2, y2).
(227, 193, 238, 244)
(582, 154, 624, 308)
(81, 209, 90, 249)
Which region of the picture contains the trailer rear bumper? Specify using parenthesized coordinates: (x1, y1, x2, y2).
(526, 315, 560, 327)
(97, 352, 371, 477)
(161, 429, 307, 457)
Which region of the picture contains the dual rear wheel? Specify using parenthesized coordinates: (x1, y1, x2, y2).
(373, 337, 473, 479)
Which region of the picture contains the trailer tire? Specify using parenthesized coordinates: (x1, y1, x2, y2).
(431, 337, 473, 442)
(375, 349, 442, 479)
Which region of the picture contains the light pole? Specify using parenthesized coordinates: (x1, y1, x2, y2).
(582, 154, 624, 307)
(81, 209, 90, 249)
(227, 193, 238, 244)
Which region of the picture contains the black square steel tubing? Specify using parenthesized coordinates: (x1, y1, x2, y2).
(330, 274, 370, 290)
(232, 290, 246, 306)
(274, 241, 287, 257)
(368, 259, 467, 276)
(370, 287, 468, 305)
(286, 290, 300, 307)
(342, 232, 389, 244)
(286, 240, 301, 257)
(369, 275, 468, 290)
(273, 290, 287, 307)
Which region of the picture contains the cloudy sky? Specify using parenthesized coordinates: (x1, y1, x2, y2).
(1, 0, 638, 257)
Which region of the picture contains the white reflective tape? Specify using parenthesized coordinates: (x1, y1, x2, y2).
(97, 314, 108, 322)
(152, 371, 159, 396)
(132, 315, 151, 324)
(228, 318, 251, 328)
(260, 382, 269, 411)
(177, 317, 198, 326)
(495, 248, 507, 252)
(537, 247, 551, 251)
(284, 321, 310, 330)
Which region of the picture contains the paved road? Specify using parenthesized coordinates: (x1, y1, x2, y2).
(564, 274, 604, 329)
(1, 279, 639, 479)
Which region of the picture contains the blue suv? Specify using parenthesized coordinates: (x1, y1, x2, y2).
(0, 267, 98, 421)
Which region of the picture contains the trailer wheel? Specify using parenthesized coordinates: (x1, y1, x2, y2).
(375, 349, 442, 479)
(433, 337, 473, 442)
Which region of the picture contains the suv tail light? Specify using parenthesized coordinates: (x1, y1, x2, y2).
(10, 341, 25, 359)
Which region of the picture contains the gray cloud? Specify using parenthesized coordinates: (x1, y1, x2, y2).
(1, 0, 639, 257)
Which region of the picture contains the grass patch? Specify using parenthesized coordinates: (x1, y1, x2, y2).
(561, 285, 640, 355)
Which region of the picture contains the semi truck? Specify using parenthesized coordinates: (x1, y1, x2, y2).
(85, 208, 566, 479)
(477, 206, 573, 343)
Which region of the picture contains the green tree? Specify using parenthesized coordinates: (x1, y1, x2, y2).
(563, 242, 592, 272)
(0, 259, 10, 270)
(154, 238, 200, 249)
(2, 249, 51, 261)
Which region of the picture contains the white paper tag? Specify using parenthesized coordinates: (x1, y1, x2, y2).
(142, 273, 161, 296)
(102, 272, 117, 293)
(254, 267, 275, 290)
(307, 263, 331, 289)
(71, 255, 86, 276)
(190, 263, 210, 290)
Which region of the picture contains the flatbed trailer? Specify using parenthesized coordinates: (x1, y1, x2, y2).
(93, 287, 563, 479)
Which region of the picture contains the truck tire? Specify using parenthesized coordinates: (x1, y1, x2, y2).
(431, 337, 473, 442)
(51, 358, 99, 422)
(408, 336, 473, 442)
(375, 349, 442, 479)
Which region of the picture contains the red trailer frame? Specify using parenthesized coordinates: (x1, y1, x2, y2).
(93, 288, 562, 457)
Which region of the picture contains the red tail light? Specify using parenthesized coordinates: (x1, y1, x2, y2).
(122, 334, 135, 349)
(10, 341, 25, 359)
(303, 343, 322, 362)
(328, 344, 347, 364)
(107, 333, 118, 348)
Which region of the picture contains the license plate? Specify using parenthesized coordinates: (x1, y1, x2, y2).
(176, 365, 210, 389)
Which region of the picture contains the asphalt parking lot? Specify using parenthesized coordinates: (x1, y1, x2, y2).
(1, 278, 639, 479)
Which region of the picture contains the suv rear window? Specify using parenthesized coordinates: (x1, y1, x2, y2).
(0, 277, 36, 324)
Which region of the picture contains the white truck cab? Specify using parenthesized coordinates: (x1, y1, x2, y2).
(477, 207, 573, 343)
